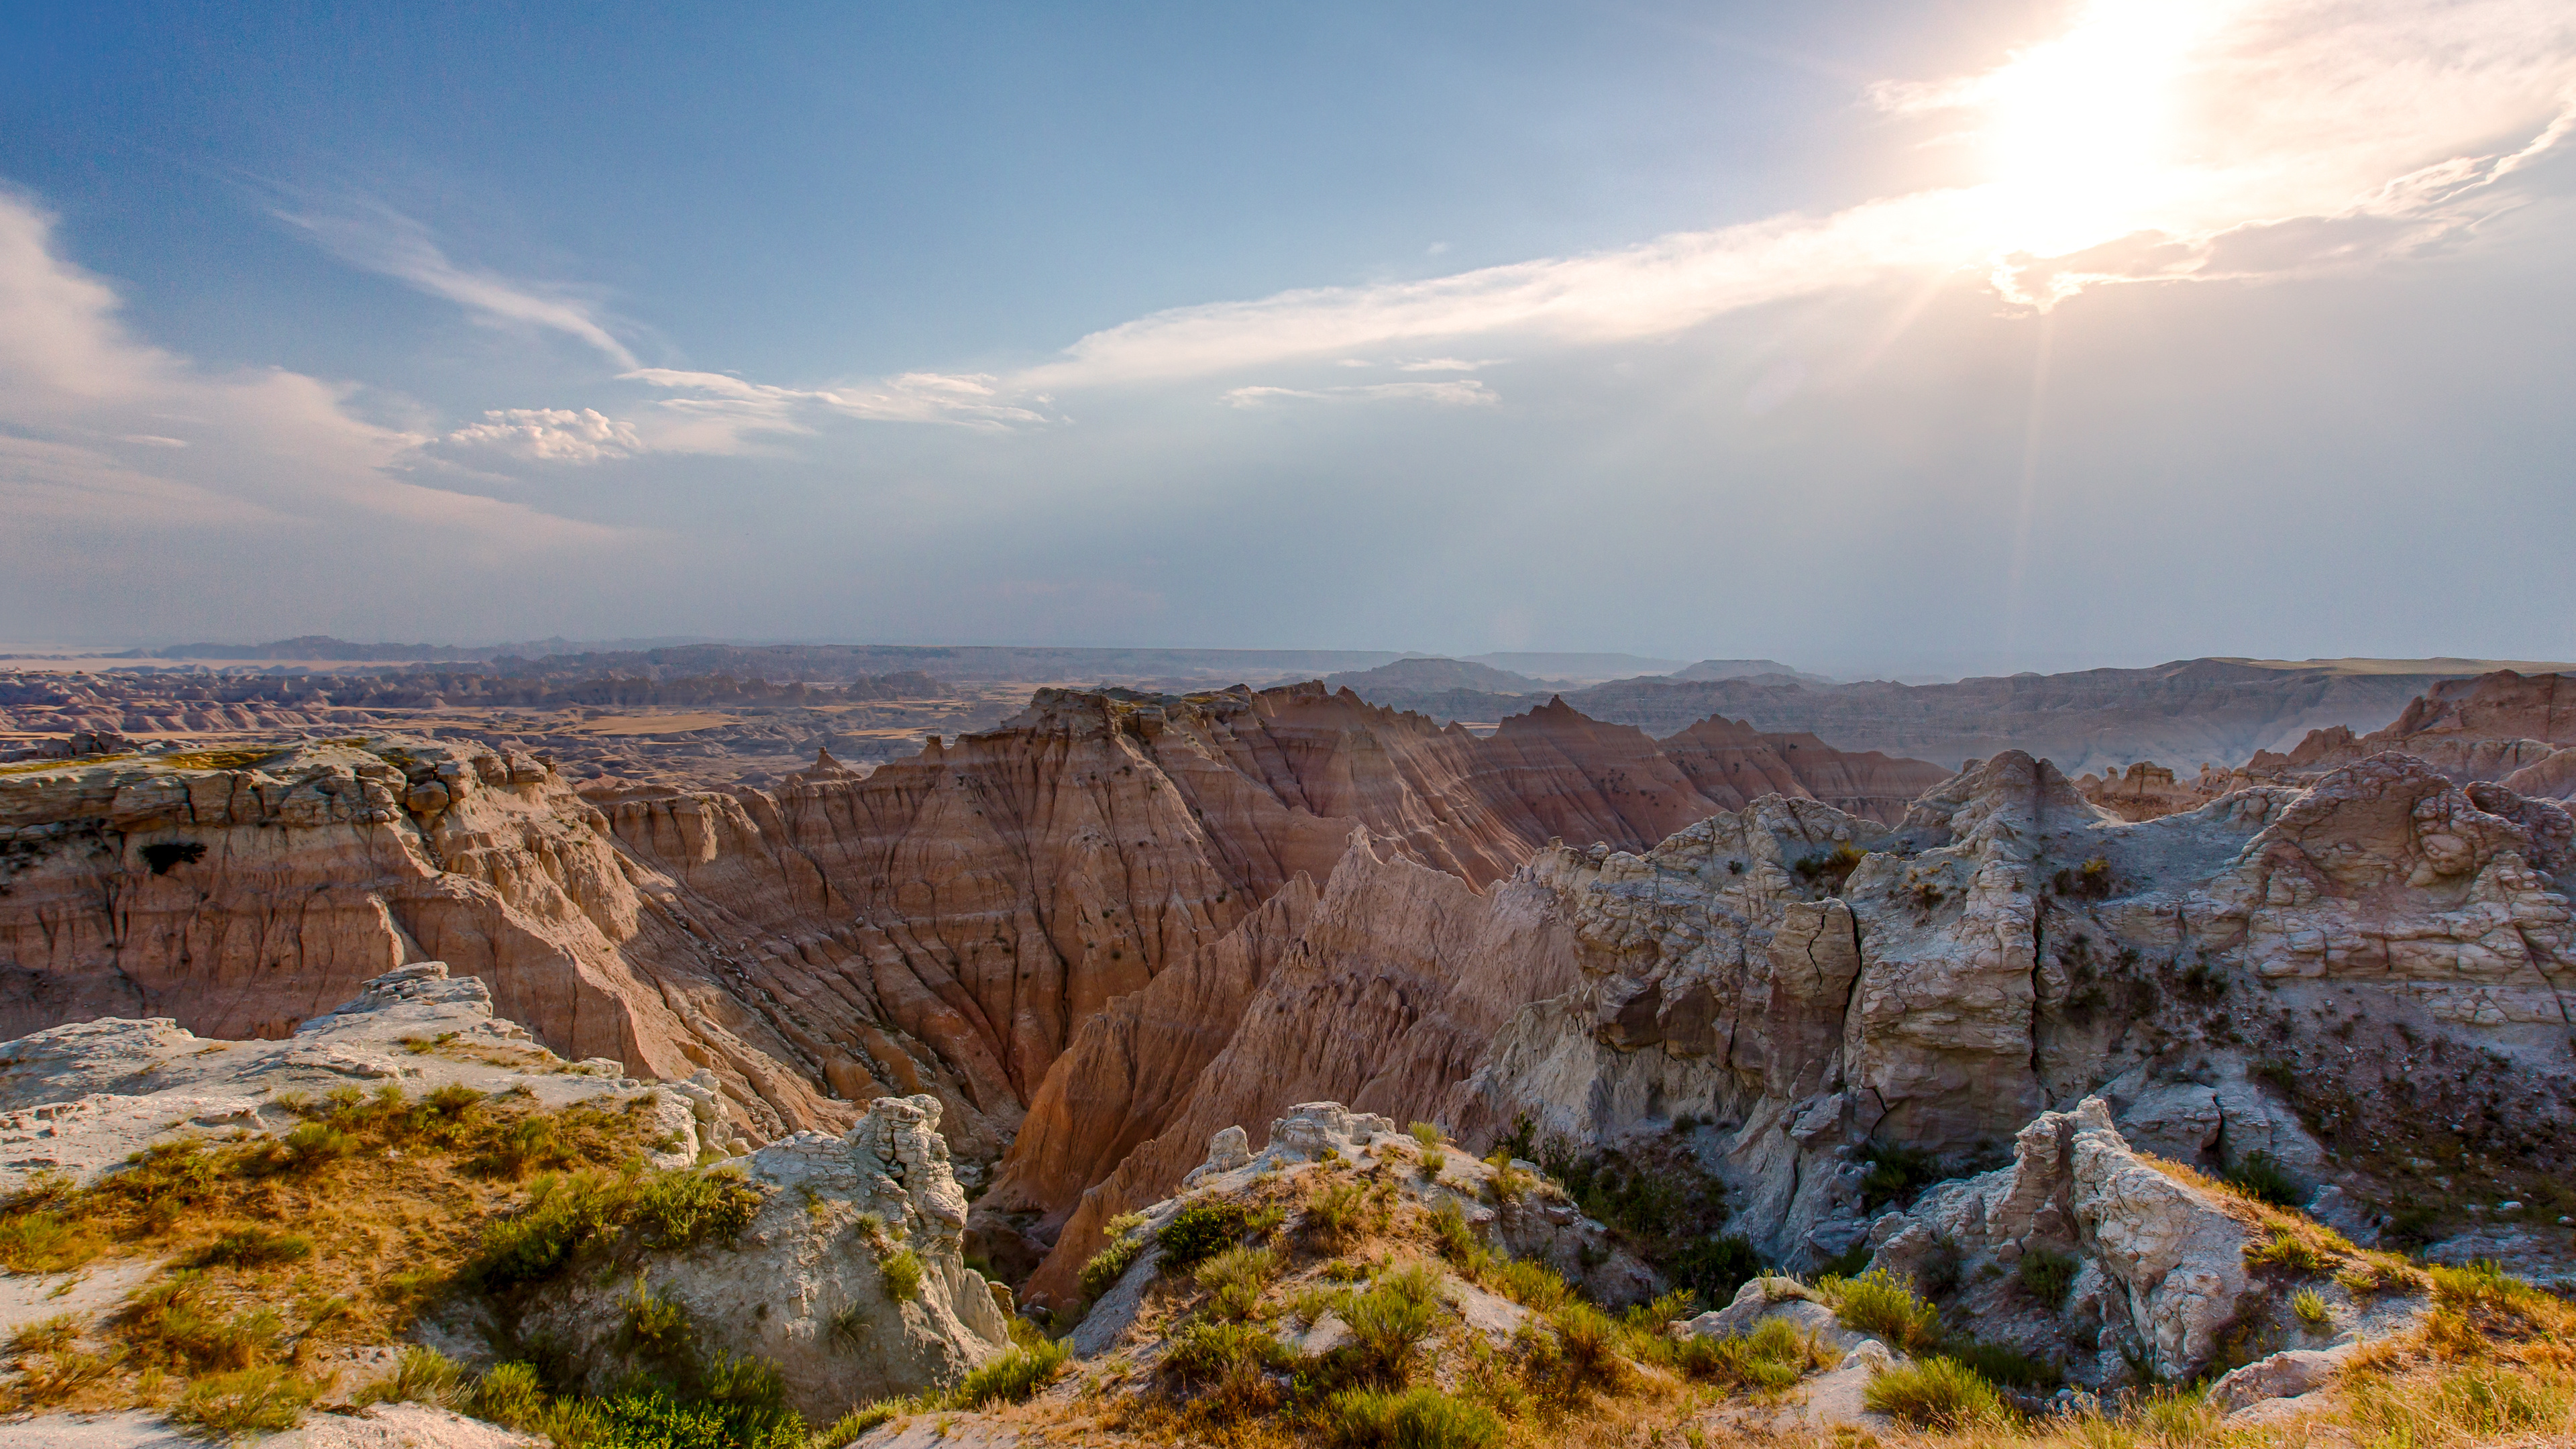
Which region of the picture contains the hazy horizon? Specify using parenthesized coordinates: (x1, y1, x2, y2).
(6, 3, 2572, 665)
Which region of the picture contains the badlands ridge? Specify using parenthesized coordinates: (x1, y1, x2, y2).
(0, 665, 2570, 1444)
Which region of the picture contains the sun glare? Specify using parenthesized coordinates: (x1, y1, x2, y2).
(1971, 1, 2215, 256)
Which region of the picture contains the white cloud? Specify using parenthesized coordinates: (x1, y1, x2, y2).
(1395, 358, 1503, 372)
(996, 0, 2574, 394)
(435, 407, 645, 464)
(280, 202, 641, 368)
(0, 190, 628, 549)
(621, 367, 1051, 453)
(1222, 380, 1498, 409)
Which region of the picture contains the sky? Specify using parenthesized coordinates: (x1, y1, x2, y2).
(3, 0, 2572, 675)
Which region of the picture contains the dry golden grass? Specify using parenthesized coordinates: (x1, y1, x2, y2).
(0, 1085, 663, 1420)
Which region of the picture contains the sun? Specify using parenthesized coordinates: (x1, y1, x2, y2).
(1969, 0, 2215, 257)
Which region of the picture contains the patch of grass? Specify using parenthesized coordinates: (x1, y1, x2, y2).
(187, 1226, 313, 1269)
(2223, 1150, 2304, 1208)
(621, 1273, 693, 1356)
(1322, 1385, 1503, 1449)
(1160, 1199, 1255, 1271)
(1309, 1181, 1385, 1251)
(1671, 1316, 1837, 1391)
(2294, 1288, 2330, 1326)
(1858, 1141, 1945, 1210)
(1942, 1338, 2062, 1391)
(1165, 1320, 1290, 1386)
(1409, 1122, 1443, 1149)
(8, 1313, 80, 1354)
(1861, 1356, 2005, 1430)
(168, 1364, 319, 1438)
(943, 1338, 1069, 1409)
(1419, 1151, 1445, 1179)
(13, 1348, 120, 1406)
(812, 1399, 905, 1444)
(1819, 1268, 1941, 1352)
(1482, 1153, 1531, 1205)
(1193, 1244, 1279, 1321)
(2245, 1226, 2341, 1275)
(878, 1247, 923, 1303)
(0, 1208, 105, 1273)
(2017, 1248, 2078, 1309)
(119, 1273, 288, 1373)
(354, 1345, 466, 1408)
(1079, 1232, 1146, 1301)
(2338, 1251, 2431, 1298)
(467, 1165, 762, 1289)
(1339, 1273, 1445, 1385)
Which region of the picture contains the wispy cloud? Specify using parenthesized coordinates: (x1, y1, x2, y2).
(433, 407, 645, 464)
(0, 190, 630, 548)
(1222, 380, 1498, 409)
(995, 0, 2574, 395)
(280, 201, 641, 368)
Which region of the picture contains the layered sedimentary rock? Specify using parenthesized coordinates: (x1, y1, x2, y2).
(2078, 670, 2576, 820)
(1445, 749, 2575, 1267)
(0, 684, 1934, 1180)
(994, 836, 1589, 1306)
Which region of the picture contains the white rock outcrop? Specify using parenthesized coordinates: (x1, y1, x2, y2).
(507, 1094, 1010, 1420)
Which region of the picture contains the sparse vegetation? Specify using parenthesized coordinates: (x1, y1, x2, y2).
(2017, 1247, 2078, 1309)
(2224, 1150, 2304, 1208)
(1819, 1268, 1942, 1352)
(1864, 1356, 2006, 1430)
(877, 1247, 924, 1303)
(1160, 1199, 1256, 1270)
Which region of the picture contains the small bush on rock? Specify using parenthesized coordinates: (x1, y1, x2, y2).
(1079, 1233, 1144, 1301)
(1862, 1356, 2004, 1430)
(947, 1338, 1069, 1408)
(1821, 1268, 1941, 1352)
(1160, 1200, 1254, 1271)
(2017, 1248, 2078, 1309)
(878, 1247, 924, 1303)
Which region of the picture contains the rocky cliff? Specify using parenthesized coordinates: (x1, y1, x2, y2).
(2078, 670, 2576, 820)
(0, 685, 1932, 1185)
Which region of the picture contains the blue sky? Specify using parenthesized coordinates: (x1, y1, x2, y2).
(4, 1, 2572, 673)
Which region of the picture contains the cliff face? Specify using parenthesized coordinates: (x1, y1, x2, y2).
(0, 684, 1937, 1177)
(1444, 749, 2575, 1265)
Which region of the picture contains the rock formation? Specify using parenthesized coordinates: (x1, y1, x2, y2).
(2078, 670, 2576, 820)
(508, 1094, 1012, 1421)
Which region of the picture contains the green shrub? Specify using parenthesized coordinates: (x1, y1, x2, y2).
(1322, 1385, 1503, 1449)
(623, 1274, 694, 1356)
(2294, 1288, 2330, 1326)
(2017, 1248, 2078, 1309)
(1822, 1269, 1941, 1352)
(1477, 1255, 1572, 1313)
(190, 1226, 313, 1269)
(2224, 1151, 2304, 1208)
(1428, 1202, 1477, 1265)
(1409, 1122, 1443, 1149)
(1193, 1244, 1279, 1320)
(1672, 1316, 1829, 1391)
(1941, 1338, 2061, 1391)
(280, 1121, 356, 1171)
(462, 1361, 549, 1429)
(1666, 1234, 1762, 1304)
(1419, 1151, 1445, 1178)
(1159, 1199, 1254, 1270)
(1079, 1232, 1144, 1300)
(588, 1379, 808, 1449)
(878, 1248, 924, 1303)
(1308, 1181, 1379, 1249)
(1342, 1279, 1442, 1383)
(2244, 1228, 2337, 1275)
(170, 1365, 319, 1438)
(946, 1338, 1069, 1408)
(1857, 1142, 1943, 1210)
(1861, 1356, 2004, 1430)
(1483, 1154, 1529, 1205)
(1165, 1320, 1290, 1385)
